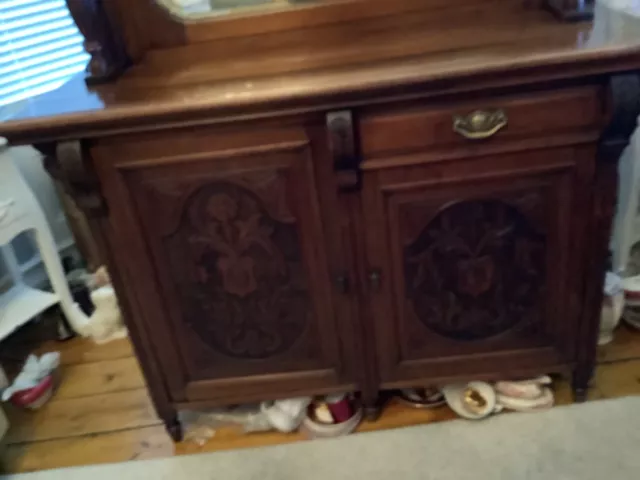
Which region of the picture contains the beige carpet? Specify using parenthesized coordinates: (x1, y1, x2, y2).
(3, 396, 640, 480)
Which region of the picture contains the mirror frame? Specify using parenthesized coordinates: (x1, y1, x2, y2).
(66, 0, 591, 84)
(69, 0, 496, 61)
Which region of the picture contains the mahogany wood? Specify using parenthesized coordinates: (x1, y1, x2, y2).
(1, 2, 639, 439)
(112, 0, 513, 55)
(65, 0, 129, 84)
(359, 87, 602, 157)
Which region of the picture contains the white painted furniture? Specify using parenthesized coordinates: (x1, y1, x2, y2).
(594, 0, 640, 274)
(0, 366, 6, 441)
(0, 405, 7, 441)
(0, 137, 89, 341)
(612, 120, 640, 274)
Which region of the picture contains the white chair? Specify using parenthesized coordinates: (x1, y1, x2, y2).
(0, 137, 89, 342)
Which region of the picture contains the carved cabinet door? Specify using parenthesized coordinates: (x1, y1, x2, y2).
(361, 146, 593, 386)
(92, 124, 358, 404)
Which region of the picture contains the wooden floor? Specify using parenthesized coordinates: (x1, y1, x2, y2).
(2, 325, 640, 474)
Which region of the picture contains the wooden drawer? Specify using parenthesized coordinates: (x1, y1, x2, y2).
(359, 87, 602, 157)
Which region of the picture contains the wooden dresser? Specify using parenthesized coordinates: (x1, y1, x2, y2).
(2, 0, 640, 441)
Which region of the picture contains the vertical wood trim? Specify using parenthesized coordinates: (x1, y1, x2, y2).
(575, 72, 640, 391)
(46, 140, 177, 421)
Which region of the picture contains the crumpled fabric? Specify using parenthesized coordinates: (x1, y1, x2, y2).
(1, 353, 60, 401)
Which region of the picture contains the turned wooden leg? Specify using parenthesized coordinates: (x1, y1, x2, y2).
(572, 365, 594, 403)
(362, 390, 388, 422)
(164, 414, 183, 442)
(572, 385, 588, 403)
(364, 404, 382, 422)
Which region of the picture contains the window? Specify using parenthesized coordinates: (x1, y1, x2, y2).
(0, 0, 89, 119)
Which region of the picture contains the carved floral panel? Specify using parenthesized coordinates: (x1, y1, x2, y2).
(404, 199, 546, 341)
(165, 181, 311, 359)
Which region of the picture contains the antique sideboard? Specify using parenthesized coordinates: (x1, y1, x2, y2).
(2, 0, 640, 441)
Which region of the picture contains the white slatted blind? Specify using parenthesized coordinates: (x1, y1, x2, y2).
(0, 0, 89, 110)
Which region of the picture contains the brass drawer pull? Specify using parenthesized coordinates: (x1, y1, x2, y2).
(453, 109, 507, 140)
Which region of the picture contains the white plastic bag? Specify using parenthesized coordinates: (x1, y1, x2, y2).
(261, 397, 311, 432)
(1, 353, 60, 401)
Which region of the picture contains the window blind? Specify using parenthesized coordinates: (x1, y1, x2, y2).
(0, 0, 89, 110)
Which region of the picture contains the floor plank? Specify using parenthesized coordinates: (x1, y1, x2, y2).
(0, 383, 580, 473)
(35, 338, 135, 366)
(593, 358, 640, 399)
(357, 398, 457, 432)
(553, 374, 606, 405)
(55, 357, 145, 399)
(597, 324, 640, 364)
(176, 398, 458, 456)
(4, 388, 161, 444)
(1, 426, 174, 474)
(2, 333, 640, 474)
(0, 399, 458, 473)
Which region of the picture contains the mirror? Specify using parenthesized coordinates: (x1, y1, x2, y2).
(156, 0, 332, 19)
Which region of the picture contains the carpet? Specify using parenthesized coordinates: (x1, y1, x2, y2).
(4, 396, 640, 480)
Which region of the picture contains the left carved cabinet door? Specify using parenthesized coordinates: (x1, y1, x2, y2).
(91, 125, 357, 404)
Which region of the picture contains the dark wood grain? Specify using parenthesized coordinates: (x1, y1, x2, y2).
(88, 120, 360, 423)
(45, 141, 183, 439)
(134, 0, 508, 47)
(403, 199, 546, 341)
(572, 73, 640, 401)
(4, 2, 640, 440)
(361, 141, 586, 386)
(2, 6, 640, 145)
(359, 87, 602, 157)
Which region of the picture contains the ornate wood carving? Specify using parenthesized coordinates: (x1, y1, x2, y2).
(404, 199, 546, 340)
(166, 181, 311, 359)
(65, 0, 129, 84)
(52, 140, 107, 217)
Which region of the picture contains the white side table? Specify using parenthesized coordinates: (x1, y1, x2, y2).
(0, 138, 89, 341)
(612, 118, 640, 275)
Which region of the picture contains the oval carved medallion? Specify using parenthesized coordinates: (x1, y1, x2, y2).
(168, 182, 310, 359)
(404, 199, 546, 340)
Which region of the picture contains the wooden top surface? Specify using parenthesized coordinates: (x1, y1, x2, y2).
(2, 5, 640, 144)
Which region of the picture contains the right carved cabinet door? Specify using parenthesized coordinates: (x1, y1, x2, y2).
(361, 145, 595, 387)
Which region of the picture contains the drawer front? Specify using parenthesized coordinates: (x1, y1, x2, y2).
(359, 87, 602, 158)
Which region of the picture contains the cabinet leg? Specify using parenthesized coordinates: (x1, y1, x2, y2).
(572, 366, 594, 403)
(164, 414, 183, 442)
(362, 390, 388, 422)
(364, 404, 382, 422)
